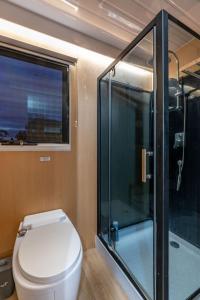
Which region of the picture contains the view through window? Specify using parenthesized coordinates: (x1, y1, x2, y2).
(0, 48, 69, 145)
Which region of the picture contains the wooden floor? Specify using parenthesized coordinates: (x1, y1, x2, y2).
(8, 248, 128, 300)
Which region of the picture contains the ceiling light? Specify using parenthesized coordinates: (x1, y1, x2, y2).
(99, 1, 142, 32)
(107, 11, 141, 31)
(61, 0, 79, 11)
(0, 19, 152, 77)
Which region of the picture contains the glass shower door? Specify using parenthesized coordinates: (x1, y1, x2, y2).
(108, 30, 155, 299)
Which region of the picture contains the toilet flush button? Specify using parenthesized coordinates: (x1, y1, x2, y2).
(40, 156, 51, 162)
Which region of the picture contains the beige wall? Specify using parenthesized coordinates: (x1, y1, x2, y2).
(0, 2, 117, 256)
(76, 58, 105, 249)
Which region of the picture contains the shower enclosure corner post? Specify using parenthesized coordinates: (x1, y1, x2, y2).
(155, 10, 169, 300)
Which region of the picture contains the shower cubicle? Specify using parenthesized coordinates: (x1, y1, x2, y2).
(97, 10, 200, 300)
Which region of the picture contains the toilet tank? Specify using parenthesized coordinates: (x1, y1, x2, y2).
(21, 209, 68, 230)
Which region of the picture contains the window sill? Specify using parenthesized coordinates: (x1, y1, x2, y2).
(0, 144, 71, 152)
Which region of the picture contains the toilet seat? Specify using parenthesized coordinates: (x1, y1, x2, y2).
(18, 221, 81, 285)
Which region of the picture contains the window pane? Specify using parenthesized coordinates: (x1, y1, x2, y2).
(0, 51, 69, 144)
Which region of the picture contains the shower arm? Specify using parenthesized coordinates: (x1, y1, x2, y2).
(168, 50, 180, 82)
(168, 50, 182, 111)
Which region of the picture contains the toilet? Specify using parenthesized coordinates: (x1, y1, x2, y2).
(12, 209, 83, 300)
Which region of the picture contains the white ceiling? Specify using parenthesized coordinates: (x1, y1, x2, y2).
(6, 0, 200, 52)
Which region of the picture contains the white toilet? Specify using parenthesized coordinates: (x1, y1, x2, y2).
(13, 209, 83, 300)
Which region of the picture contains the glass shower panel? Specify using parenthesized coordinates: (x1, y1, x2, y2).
(168, 20, 200, 300)
(109, 30, 155, 299)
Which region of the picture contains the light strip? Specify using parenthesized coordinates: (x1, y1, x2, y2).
(0, 18, 152, 76)
(60, 0, 79, 11)
(119, 61, 152, 76)
(0, 18, 112, 66)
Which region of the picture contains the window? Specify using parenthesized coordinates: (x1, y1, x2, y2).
(0, 46, 69, 148)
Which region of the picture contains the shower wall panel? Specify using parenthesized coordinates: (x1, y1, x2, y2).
(169, 74, 200, 248)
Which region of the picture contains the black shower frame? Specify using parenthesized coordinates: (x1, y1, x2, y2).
(97, 9, 200, 300)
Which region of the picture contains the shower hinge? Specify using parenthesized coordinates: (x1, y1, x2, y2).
(110, 221, 119, 242)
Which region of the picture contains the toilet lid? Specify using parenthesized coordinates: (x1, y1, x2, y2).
(18, 222, 81, 284)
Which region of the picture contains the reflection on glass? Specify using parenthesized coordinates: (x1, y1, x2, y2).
(168, 20, 200, 300)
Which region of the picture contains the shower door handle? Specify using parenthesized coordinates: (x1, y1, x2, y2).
(141, 148, 153, 183)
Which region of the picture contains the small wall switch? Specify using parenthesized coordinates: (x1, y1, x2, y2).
(40, 156, 51, 162)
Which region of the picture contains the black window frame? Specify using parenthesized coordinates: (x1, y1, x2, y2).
(0, 45, 70, 145)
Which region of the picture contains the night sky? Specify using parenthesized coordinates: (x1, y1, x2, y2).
(0, 54, 63, 141)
